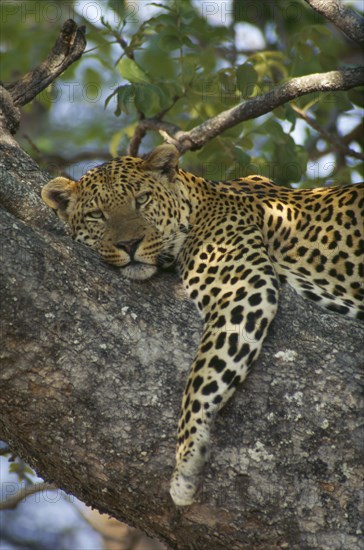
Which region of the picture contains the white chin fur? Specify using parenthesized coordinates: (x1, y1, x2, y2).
(122, 263, 157, 280)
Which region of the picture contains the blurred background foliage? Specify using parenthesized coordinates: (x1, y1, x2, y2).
(1, 0, 363, 185)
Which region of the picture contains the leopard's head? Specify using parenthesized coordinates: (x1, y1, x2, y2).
(42, 145, 190, 280)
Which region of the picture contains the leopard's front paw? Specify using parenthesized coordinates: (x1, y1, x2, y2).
(170, 469, 200, 506)
(170, 442, 210, 506)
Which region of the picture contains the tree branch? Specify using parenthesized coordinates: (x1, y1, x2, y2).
(342, 120, 364, 144)
(0, 482, 58, 511)
(0, 143, 363, 549)
(174, 68, 364, 152)
(128, 96, 183, 156)
(22, 134, 111, 171)
(0, 20, 86, 139)
(291, 104, 364, 160)
(130, 68, 364, 153)
(126, 118, 147, 156)
(304, 0, 364, 47)
(5, 20, 86, 107)
(128, 118, 182, 156)
(0, 445, 11, 456)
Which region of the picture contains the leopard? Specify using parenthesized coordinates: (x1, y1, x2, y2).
(42, 144, 364, 506)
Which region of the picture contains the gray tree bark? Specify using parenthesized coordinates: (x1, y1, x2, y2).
(0, 142, 363, 550)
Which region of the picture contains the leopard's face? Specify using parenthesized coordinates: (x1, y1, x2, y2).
(69, 162, 177, 281)
(42, 146, 190, 280)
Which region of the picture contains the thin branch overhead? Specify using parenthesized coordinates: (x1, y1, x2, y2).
(136, 68, 364, 154)
(291, 104, 364, 161)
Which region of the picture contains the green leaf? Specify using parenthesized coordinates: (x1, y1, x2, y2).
(257, 119, 287, 144)
(240, 136, 254, 150)
(115, 85, 136, 115)
(296, 41, 312, 61)
(158, 80, 183, 99)
(134, 83, 169, 115)
(24, 465, 36, 476)
(105, 88, 118, 110)
(234, 147, 251, 166)
(115, 82, 170, 117)
(348, 87, 364, 108)
(9, 462, 36, 481)
(117, 58, 150, 84)
(330, 91, 353, 112)
(158, 33, 182, 51)
(154, 13, 178, 26)
(309, 25, 332, 41)
(274, 143, 308, 185)
(317, 53, 337, 69)
(110, 123, 137, 157)
(236, 64, 258, 98)
(84, 67, 102, 88)
(182, 35, 195, 48)
(284, 105, 297, 131)
(134, 85, 155, 114)
(147, 2, 173, 11)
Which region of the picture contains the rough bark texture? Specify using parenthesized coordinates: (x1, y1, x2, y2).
(304, 0, 364, 47)
(1, 143, 364, 549)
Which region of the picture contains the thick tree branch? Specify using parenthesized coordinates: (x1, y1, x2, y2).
(173, 69, 364, 152)
(129, 119, 182, 154)
(304, 0, 364, 47)
(0, 144, 64, 230)
(5, 20, 86, 107)
(0, 86, 21, 137)
(0, 144, 363, 549)
(127, 124, 147, 156)
(130, 68, 364, 153)
(0, 20, 86, 138)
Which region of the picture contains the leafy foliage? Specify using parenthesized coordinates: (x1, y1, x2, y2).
(9, 458, 36, 484)
(1, 0, 363, 184)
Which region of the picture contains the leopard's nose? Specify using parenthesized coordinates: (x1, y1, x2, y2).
(115, 237, 144, 258)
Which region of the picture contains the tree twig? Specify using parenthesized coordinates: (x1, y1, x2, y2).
(127, 124, 146, 156)
(22, 134, 111, 169)
(342, 120, 364, 145)
(291, 104, 364, 160)
(0, 482, 58, 510)
(304, 0, 364, 47)
(0, 445, 11, 456)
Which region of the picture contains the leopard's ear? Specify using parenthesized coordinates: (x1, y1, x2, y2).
(41, 177, 78, 222)
(142, 144, 179, 178)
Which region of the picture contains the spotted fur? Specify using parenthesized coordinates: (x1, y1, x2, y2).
(42, 144, 364, 506)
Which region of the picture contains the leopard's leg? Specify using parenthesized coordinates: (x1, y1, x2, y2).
(276, 267, 364, 320)
(170, 227, 279, 506)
